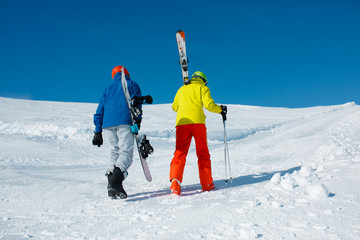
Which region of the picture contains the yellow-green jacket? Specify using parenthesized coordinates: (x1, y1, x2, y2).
(172, 78, 222, 126)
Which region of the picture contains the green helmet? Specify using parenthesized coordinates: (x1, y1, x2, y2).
(192, 71, 207, 85)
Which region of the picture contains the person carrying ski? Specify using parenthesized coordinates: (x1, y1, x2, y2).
(170, 71, 227, 195)
(92, 66, 142, 199)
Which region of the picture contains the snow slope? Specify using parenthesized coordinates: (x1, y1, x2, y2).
(0, 97, 360, 239)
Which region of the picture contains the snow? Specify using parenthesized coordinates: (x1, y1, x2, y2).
(1, 97, 360, 239)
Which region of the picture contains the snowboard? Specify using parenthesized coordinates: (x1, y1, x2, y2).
(176, 30, 190, 85)
(120, 69, 153, 182)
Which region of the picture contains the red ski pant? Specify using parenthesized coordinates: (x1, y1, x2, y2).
(170, 124, 213, 186)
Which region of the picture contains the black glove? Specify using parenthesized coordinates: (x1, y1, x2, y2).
(135, 119, 142, 130)
(92, 132, 103, 147)
(220, 105, 227, 121)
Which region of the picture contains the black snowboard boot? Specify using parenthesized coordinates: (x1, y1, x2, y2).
(106, 167, 127, 199)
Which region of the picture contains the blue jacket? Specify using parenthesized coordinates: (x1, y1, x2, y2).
(93, 72, 142, 133)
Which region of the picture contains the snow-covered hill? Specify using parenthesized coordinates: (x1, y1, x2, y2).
(1, 97, 359, 239)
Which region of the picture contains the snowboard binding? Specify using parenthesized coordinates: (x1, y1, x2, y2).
(139, 134, 154, 159)
(131, 95, 153, 118)
(132, 95, 153, 106)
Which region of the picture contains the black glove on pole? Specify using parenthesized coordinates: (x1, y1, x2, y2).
(221, 105, 227, 121)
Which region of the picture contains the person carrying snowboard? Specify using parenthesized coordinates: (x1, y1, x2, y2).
(92, 66, 142, 199)
(170, 71, 227, 195)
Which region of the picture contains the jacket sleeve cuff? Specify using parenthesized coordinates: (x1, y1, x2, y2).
(95, 126, 103, 133)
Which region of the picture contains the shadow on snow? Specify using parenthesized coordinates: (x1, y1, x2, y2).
(125, 166, 301, 202)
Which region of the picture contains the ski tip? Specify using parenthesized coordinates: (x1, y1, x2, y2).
(176, 30, 185, 38)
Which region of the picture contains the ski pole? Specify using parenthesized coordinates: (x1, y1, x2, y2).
(222, 114, 232, 185)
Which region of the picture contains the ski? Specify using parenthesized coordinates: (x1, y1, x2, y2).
(120, 69, 153, 182)
(176, 30, 190, 85)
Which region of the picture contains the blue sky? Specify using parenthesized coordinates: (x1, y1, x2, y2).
(1, 0, 359, 108)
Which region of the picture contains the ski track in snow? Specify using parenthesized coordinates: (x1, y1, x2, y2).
(0, 97, 360, 239)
